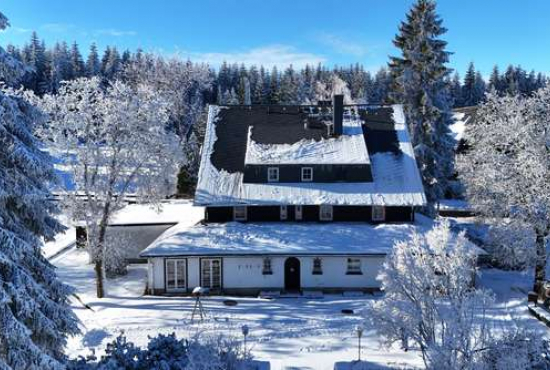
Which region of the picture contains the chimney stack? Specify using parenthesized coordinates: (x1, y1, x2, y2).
(333, 94, 344, 136)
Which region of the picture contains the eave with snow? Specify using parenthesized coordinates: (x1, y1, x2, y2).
(141, 96, 430, 296)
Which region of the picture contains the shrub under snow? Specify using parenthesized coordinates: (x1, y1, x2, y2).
(67, 332, 252, 370)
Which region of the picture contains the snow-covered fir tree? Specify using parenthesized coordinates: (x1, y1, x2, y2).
(0, 12, 78, 368)
(458, 88, 550, 295)
(86, 43, 100, 77)
(389, 0, 456, 206)
(38, 77, 183, 298)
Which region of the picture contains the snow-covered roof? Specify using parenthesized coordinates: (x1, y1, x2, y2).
(108, 200, 204, 226)
(194, 104, 426, 207)
(140, 214, 484, 258)
(140, 216, 434, 257)
(244, 118, 370, 165)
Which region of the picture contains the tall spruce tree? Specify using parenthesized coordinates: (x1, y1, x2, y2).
(0, 13, 79, 369)
(86, 43, 100, 77)
(389, 0, 455, 205)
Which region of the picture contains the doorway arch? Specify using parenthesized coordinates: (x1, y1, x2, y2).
(284, 257, 301, 291)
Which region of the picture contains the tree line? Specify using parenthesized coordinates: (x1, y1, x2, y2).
(6, 31, 548, 108)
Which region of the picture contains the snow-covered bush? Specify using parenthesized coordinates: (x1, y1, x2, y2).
(484, 221, 536, 270)
(369, 220, 493, 369)
(479, 326, 550, 370)
(103, 231, 134, 277)
(66, 332, 250, 370)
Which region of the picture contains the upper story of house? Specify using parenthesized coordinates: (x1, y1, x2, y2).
(194, 95, 426, 223)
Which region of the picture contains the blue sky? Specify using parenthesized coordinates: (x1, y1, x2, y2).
(1, 0, 549, 75)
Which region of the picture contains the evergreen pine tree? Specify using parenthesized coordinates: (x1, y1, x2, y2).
(488, 65, 502, 93)
(86, 43, 100, 77)
(461, 62, 477, 106)
(0, 13, 79, 368)
(70, 41, 85, 79)
(389, 0, 455, 205)
(450, 72, 462, 107)
(268, 66, 280, 104)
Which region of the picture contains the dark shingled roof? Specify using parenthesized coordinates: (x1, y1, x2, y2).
(211, 105, 402, 174)
(360, 108, 401, 155)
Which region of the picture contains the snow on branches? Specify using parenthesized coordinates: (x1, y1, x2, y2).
(38, 77, 183, 297)
(369, 220, 549, 369)
(458, 88, 550, 292)
(0, 87, 79, 368)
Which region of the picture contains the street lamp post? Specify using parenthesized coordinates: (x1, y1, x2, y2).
(242, 324, 250, 355)
(355, 325, 364, 362)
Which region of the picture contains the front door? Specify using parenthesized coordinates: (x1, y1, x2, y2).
(201, 258, 222, 292)
(284, 257, 301, 291)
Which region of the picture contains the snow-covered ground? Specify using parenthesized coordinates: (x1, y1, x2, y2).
(52, 243, 549, 369)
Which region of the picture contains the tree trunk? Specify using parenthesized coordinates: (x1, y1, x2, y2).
(533, 229, 547, 296)
(95, 202, 111, 298)
(95, 259, 104, 299)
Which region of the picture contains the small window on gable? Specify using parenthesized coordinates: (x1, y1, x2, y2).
(346, 258, 362, 275)
(372, 206, 385, 222)
(295, 205, 303, 221)
(262, 257, 273, 275)
(267, 167, 279, 182)
(312, 258, 323, 275)
(301, 167, 313, 182)
(319, 205, 333, 221)
(280, 205, 288, 220)
(234, 206, 247, 221)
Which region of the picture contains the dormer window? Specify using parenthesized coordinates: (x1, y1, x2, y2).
(233, 206, 247, 221)
(319, 205, 333, 221)
(372, 206, 385, 222)
(301, 167, 313, 182)
(267, 167, 279, 182)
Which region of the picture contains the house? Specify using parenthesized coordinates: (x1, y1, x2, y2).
(140, 96, 427, 295)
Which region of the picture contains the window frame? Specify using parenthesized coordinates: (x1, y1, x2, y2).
(262, 257, 273, 275)
(165, 258, 187, 292)
(280, 205, 288, 220)
(346, 257, 363, 275)
(295, 205, 303, 221)
(372, 205, 386, 222)
(233, 206, 248, 221)
(301, 167, 313, 182)
(267, 167, 279, 182)
(312, 257, 323, 275)
(319, 205, 333, 221)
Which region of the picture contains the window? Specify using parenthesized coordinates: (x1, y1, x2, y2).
(267, 167, 279, 182)
(346, 258, 362, 275)
(234, 206, 247, 221)
(301, 167, 313, 182)
(262, 257, 273, 275)
(372, 206, 385, 222)
(319, 205, 333, 221)
(295, 205, 303, 220)
(280, 205, 288, 220)
(201, 258, 221, 290)
(166, 259, 186, 291)
(312, 258, 323, 275)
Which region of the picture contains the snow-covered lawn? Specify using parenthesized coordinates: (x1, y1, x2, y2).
(52, 246, 549, 370)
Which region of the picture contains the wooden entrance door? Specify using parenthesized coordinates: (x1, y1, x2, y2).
(284, 257, 301, 291)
